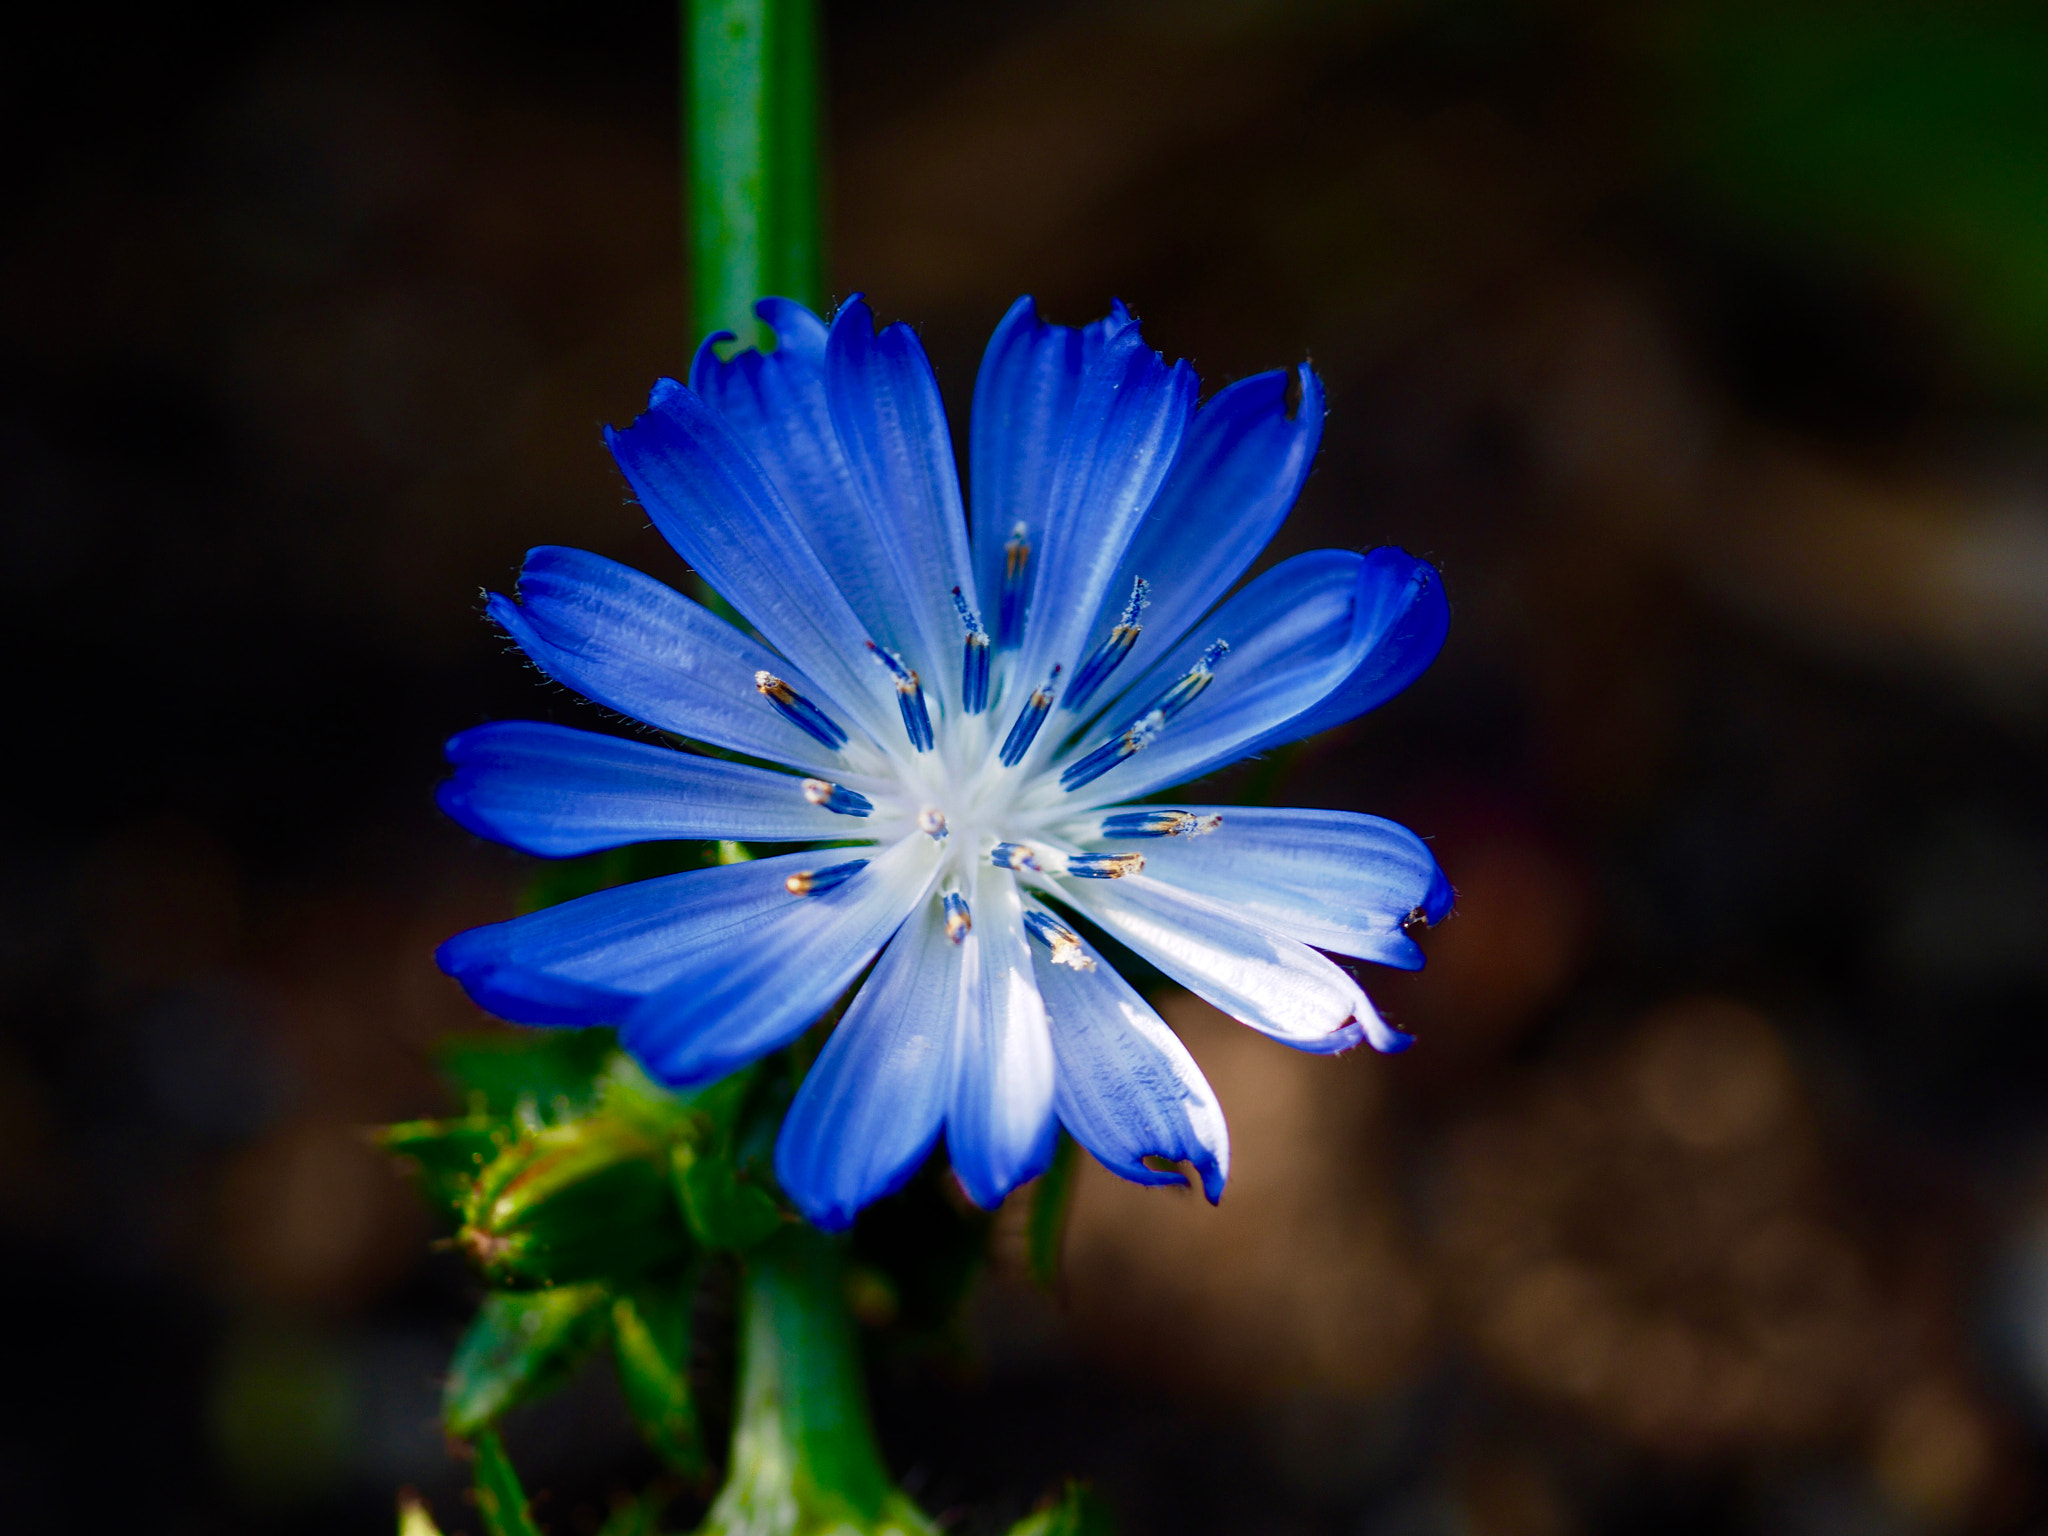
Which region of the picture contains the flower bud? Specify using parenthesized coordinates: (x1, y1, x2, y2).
(458, 1117, 689, 1288)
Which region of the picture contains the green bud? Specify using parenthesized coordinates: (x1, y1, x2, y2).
(374, 1117, 509, 1223)
(459, 1117, 690, 1288)
(443, 1285, 609, 1438)
(471, 1429, 543, 1536)
(612, 1275, 707, 1477)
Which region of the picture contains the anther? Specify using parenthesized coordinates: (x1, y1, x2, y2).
(998, 521, 1030, 650)
(990, 842, 1042, 873)
(1062, 577, 1150, 713)
(951, 588, 991, 714)
(1152, 639, 1229, 723)
(784, 859, 867, 897)
(755, 671, 849, 750)
(866, 642, 935, 753)
(801, 779, 872, 818)
(918, 807, 949, 841)
(1066, 852, 1144, 879)
(943, 890, 972, 944)
(1060, 708, 1164, 791)
(1023, 910, 1096, 971)
(1099, 809, 1222, 839)
(997, 665, 1061, 767)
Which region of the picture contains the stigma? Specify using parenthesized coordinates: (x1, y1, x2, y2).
(1023, 910, 1095, 970)
(755, 671, 848, 749)
(998, 666, 1061, 767)
(1099, 809, 1222, 838)
(943, 889, 972, 943)
(1063, 576, 1149, 713)
(866, 642, 935, 753)
(998, 522, 1030, 649)
(785, 859, 867, 897)
(801, 779, 872, 817)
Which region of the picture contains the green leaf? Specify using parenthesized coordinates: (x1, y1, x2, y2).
(374, 1116, 510, 1222)
(460, 1117, 691, 1288)
(1008, 1481, 1117, 1536)
(612, 1275, 708, 1477)
(443, 1286, 610, 1438)
(472, 1429, 544, 1536)
(438, 1030, 620, 1124)
(1024, 1132, 1079, 1293)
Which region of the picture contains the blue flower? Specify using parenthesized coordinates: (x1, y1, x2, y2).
(435, 294, 1452, 1231)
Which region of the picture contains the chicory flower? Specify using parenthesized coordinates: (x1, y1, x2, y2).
(436, 295, 1451, 1230)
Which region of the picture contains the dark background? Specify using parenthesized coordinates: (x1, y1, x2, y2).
(8, 1, 2048, 1532)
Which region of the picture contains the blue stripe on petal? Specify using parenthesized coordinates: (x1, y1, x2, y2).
(436, 851, 827, 1025)
(1079, 805, 1447, 969)
(1010, 323, 1198, 716)
(946, 865, 1058, 1209)
(436, 720, 854, 858)
(1025, 899, 1228, 1202)
(1079, 364, 1325, 712)
(621, 835, 941, 1088)
(690, 299, 932, 675)
(967, 297, 1130, 633)
(774, 896, 955, 1231)
(825, 297, 980, 714)
(491, 547, 869, 777)
(1055, 874, 1411, 1053)
(604, 380, 900, 740)
(1056, 547, 1447, 806)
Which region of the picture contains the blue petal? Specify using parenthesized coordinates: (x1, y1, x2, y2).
(1080, 805, 1449, 968)
(946, 865, 1059, 1208)
(967, 296, 1131, 629)
(690, 299, 929, 679)
(1010, 323, 1198, 717)
(1078, 364, 1325, 713)
(435, 721, 857, 858)
(1055, 547, 1447, 806)
(489, 548, 877, 779)
(605, 381, 900, 741)
(436, 851, 829, 1025)
(1052, 874, 1411, 1053)
(1025, 899, 1228, 1202)
(774, 896, 954, 1231)
(621, 836, 941, 1087)
(824, 297, 981, 713)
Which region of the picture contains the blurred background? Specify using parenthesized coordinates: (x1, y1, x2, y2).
(8, 0, 2048, 1530)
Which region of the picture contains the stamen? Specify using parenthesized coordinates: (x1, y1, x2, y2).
(997, 521, 1030, 649)
(801, 779, 872, 818)
(1023, 910, 1095, 971)
(918, 807, 949, 841)
(1066, 852, 1144, 879)
(784, 858, 867, 897)
(943, 889, 972, 944)
(755, 671, 848, 750)
(866, 642, 935, 753)
(990, 842, 1042, 873)
(1059, 708, 1164, 791)
(1058, 642, 1229, 792)
(1062, 577, 1149, 713)
(997, 666, 1061, 767)
(952, 588, 990, 714)
(1099, 810, 1224, 838)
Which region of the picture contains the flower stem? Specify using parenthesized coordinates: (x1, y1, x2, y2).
(699, 1226, 934, 1536)
(685, 0, 825, 347)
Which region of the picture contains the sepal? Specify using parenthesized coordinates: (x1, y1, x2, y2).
(442, 1285, 610, 1438)
(472, 1430, 544, 1536)
(612, 1275, 709, 1477)
(373, 1116, 510, 1224)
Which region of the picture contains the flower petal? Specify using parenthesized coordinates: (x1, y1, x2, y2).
(1025, 898, 1228, 1201)
(490, 547, 876, 778)
(1049, 546, 1447, 806)
(824, 297, 981, 712)
(1078, 364, 1325, 712)
(967, 296, 1130, 631)
(435, 721, 858, 858)
(622, 835, 942, 1088)
(775, 895, 954, 1231)
(1077, 805, 1450, 969)
(946, 864, 1058, 1208)
(1011, 322, 1198, 711)
(604, 380, 900, 740)
(435, 851, 828, 1026)
(1052, 874, 1410, 1053)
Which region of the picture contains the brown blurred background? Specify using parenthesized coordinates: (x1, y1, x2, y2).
(8, 1, 2048, 1531)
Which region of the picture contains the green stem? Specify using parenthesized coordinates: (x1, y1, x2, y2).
(699, 1228, 933, 1536)
(685, 0, 825, 347)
